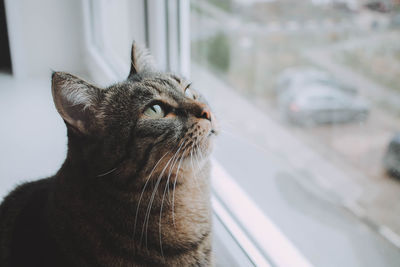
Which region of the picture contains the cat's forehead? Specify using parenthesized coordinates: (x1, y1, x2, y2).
(103, 73, 196, 110)
(143, 73, 188, 92)
(131, 73, 190, 100)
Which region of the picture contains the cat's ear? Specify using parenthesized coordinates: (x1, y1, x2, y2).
(51, 72, 102, 134)
(128, 42, 156, 78)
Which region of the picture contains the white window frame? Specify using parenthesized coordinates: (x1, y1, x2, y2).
(82, 0, 190, 84)
(81, 1, 311, 266)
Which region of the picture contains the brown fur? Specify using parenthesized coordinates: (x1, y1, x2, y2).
(0, 42, 217, 267)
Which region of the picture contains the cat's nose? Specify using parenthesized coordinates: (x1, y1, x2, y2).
(199, 107, 212, 121)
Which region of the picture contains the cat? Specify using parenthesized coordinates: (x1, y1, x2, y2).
(0, 42, 217, 267)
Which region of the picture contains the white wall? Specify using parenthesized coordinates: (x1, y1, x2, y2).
(5, 0, 86, 78)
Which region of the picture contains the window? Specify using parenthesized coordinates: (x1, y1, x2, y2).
(191, 0, 400, 266)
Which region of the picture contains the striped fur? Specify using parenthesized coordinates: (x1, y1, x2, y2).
(0, 43, 217, 266)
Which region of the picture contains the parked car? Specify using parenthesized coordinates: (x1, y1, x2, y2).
(280, 85, 369, 125)
(383, 133, 400, 178)
(276, 67, 357, 95)
(276, 67, 329, 93)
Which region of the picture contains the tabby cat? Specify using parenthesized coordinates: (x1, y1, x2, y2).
(0, 43, 217, 267)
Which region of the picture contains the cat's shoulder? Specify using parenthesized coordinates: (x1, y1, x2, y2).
(0, 177, 54, 218)
(0, 178, 62, 266)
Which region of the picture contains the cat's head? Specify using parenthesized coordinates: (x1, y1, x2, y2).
(51, 43, 217, 185)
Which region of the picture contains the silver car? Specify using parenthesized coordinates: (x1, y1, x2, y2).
(280, 86, 369, 125)
(276, 67, 331, 93)
(276, 67, 357, 95)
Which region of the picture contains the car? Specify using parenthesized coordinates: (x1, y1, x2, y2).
(280, 85, 369, 125)
(276, 67, 357, 95)
(383, 133, 400, 178)
(276, 67, 329, 92)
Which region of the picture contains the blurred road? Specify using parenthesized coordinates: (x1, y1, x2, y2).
(192, 65, 400, 267)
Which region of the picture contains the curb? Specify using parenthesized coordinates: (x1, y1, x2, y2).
(343, 200, 400, 250)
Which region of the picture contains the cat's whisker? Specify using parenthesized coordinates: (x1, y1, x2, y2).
(133, 151, 170, 241)
(164, 141, 186, 209)
(200, 139, 209, 161)
(159, 179, 169, 261)
(96, 167, 118, 177)
(192, 140, 205, 169)
(141, 156, 173, 247)
(166, 141, 186, 201)
(134, 139, 184, 243)
(196, 144, 207, 179)
(194, 142, 206, 171)
(171, 149, 185, 228)
(193, 147, 202, 173)
(158, 143, 184, 261)
(195, 142, 204, 162)
(141, 141, 184, 249)
(141, 157, 172, 248)
(189, 143, 203, 194)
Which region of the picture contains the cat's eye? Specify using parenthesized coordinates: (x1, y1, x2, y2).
(185, 88, 196, 100)
(144, 104, 165, 118)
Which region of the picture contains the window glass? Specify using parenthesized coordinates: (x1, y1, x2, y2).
(190, 0, 400, 266)
(87, 0, 146, 77)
